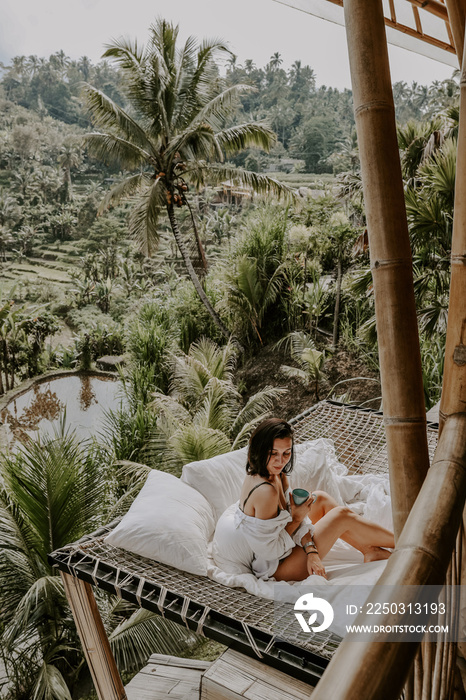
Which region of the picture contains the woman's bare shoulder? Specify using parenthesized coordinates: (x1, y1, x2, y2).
(253, 484, 280, 519)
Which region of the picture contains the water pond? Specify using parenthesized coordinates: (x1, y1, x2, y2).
(0, 373, 125, 446)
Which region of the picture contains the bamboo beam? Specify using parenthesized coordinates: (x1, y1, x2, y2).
(407, 0, 449, 21)
(311, 413, 466, 700)
(384, 19, 455, 54)
(285, 0, 456, 54)
(439, 8, 466, 431)
(341, 0, 430, 537)
(444, 0, 466, 62)
(61, 572, 127, 700)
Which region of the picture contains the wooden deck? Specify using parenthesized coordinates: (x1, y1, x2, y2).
(125, 653, 210, 700)
(125, 649, 315, 700)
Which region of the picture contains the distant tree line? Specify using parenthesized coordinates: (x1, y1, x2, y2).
(0, 48, 458, 174)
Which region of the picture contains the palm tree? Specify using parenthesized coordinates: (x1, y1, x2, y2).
(83, 19, 289, 339)
(222, 206, 290, 344)
(58, 142, 82, 202)
(224, 255, 285, 344)
(0, 428, 193, 699)
(275, 330, 327, 399)
(269, 52, 283, 71)
(140, 338, 286, 473)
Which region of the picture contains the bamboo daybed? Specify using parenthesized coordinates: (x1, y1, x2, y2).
(48, 400, 440, 688)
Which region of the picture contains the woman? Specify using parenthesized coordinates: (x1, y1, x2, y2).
(212, 417, 395, 581)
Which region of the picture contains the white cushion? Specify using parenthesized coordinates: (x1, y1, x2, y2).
(290, 439, 345, 505)
(181, 439, 346, 521)
(104, 470, 216, 576)
(181, 446, 248, 521)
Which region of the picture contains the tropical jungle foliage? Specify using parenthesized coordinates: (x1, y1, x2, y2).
(0, 15, 460, 698)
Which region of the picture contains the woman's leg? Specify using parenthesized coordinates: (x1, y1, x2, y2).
(273, 545, 309, 582)
(313, 506, 394, 562)
(273, 503, 395, 582)
(308, 491, 339, 523)
(310, 492, 394, 561)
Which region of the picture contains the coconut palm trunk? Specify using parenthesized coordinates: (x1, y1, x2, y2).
(184, 197, 208, 274)
(166, 203, 229, 338)
(332, 258, 342, 349)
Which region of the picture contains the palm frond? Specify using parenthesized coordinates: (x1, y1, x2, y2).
(418, 298, 449, 336)
(127, 181, 165, 256)
(194, 377, 240, 432)
(188, 337, 237, 380)
(185, 84, 256, 131)
(103, 36, 145, 71)
(85, 132, 149, 170)
(0, 431, 106, 562)
(418, 137, 457, 208)
(231, 386, 288, 447)
(274, 330, 316, 361)
(31, 662, 72, 700)
(109, 607, 193, 671)
(175, 38, 231, 127)
(169, 425, 232, 464)
(216, 123, 277, 156)
(279, 364, 308, 382)
(190, 163, 294, 199)
(97, 173, 152, 214)
(82, 84, 154, 154)
(3, 576, 65, 649)
(167, 123, 223, 165)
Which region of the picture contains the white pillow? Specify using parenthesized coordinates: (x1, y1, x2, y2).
(181, 446, 248, 521)
(180, 439, 345, 520)
(290, 439, 345, 505)
(104, 470, 216, 576)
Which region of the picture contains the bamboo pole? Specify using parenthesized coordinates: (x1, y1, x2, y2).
(438, 15, 466, 697)
(439, 9, 466, 434)
(61, 572, 127, 700)
(341, 0, 429, 538)
(445, 0, 466, 65)
(310, 413, 466, 700)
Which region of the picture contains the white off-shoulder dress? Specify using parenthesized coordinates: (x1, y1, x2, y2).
(212, 484, 315, 580)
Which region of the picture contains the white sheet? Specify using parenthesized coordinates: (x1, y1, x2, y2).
(207, 444, 393, 638)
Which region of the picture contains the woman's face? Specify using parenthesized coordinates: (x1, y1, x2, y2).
(266, 437, 293, 476)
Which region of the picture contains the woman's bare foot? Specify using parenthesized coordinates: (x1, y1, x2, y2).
(363, 546, 392, 563)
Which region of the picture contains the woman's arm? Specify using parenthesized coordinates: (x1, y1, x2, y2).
(253, 488, 280, 519)
(300, 531, 327, 578)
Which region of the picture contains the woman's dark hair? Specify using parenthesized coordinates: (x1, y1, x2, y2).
(246, 418, 294, 478)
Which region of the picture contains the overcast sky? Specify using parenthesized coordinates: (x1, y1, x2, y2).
(1, 0, 455, 90)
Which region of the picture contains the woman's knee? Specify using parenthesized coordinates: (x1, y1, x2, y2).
(313, 490, 339, 511)
(333, 505, 354, 522)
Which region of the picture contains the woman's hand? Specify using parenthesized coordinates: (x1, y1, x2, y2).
(289, 493, 314, 523)
(306, 552, 327, 579)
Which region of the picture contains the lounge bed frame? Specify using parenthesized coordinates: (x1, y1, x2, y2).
(48, 401, 439, 692)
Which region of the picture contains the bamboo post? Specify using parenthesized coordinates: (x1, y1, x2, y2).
(439, 14, 466, 435)
(61, 572, 127, 700)
(438, 13, 466, 695)
(445, 0, 466, 65)
(310, 413, 466, 700)
(342, 0, 429, 538)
